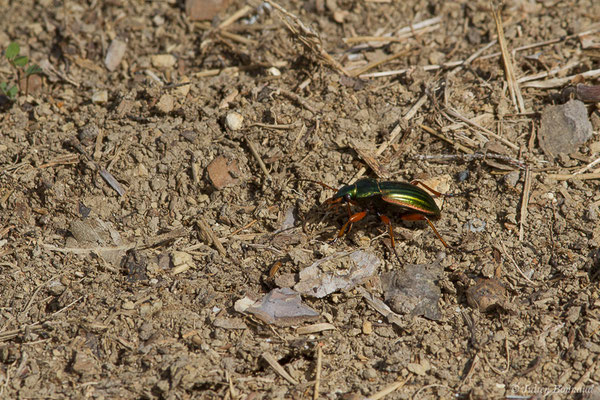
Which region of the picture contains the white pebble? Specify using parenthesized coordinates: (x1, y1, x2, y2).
(267, 67, 281, 76)
(225, 112, 244, 130)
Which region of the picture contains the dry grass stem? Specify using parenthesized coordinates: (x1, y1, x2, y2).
(249, 122, 297, 130)
(313, 344, 322, 400)
(420, 124, 475, 154)
(369, 376, 410, 399)
(547, 172, 600, 181)
(444, 107, 519, 150)
(500, 241, 536, 286)
(218, 5, 252, 29)
(266, 0, 349, 75)
(343, 16, 441, 44)
(521, 68, 600, 89)
(519, 168, 532, 241)
(361, 25, 600, 79)
(483, 336, 510, 374)
(349, 50, 409, 77)
(262, 353, 299, 385)
(219, 30, 258, 46)
(353, 95, 427, 181)
(575, 155, 600, 175)
(296, 323, 336, 335)
(491, 3, 525, 113)
(415, 153, 527, 169)
(517, 60, 581, 83)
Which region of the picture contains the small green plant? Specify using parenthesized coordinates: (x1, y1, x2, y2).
(1, 42, 42, 100)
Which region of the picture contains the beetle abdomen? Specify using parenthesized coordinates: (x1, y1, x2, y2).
(379, 181, 441, 218)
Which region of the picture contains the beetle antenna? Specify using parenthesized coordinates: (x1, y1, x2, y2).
(295, 178, 338, 192)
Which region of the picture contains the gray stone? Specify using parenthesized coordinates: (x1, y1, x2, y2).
(539, 100, 593, 157)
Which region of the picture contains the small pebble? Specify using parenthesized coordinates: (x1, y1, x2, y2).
(225, 112, 244, 130)
(151, 54, 176, 69)
(407, 362, 427, 376)
(47, 281, 66, 296)
(180, 130, 197, 143)
(587, 204, 598, 221)
(104, 38, 127, 71)
(91, 90, 108, 104)
(156, 93, 174, 113)
(457, 170, 470, 182)
(78, 123, 99, 146)
(267, 67, 281, 76)
(362, 320, 372, 335)
(152, 15, 165, 26)
(171, 251, 193, 268)
(539, 100, 593, 157)
(122, 300, 135, 310)
(362, 367, 377, 380)
(504, 170, 520, 188)
(464, 218, 486, 233)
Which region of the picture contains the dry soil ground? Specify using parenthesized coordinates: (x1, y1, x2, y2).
(1, 0, 600, 399)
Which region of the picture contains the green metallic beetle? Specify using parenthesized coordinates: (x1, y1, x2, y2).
(305, 177, 451, 262)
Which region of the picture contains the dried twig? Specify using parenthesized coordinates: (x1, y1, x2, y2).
(218, 5, 252, 29)
(41, 227, 188, 255)
(197, 217, 227, 256)
(562, 83, 600, 103)
(249, 122, 297, 130)
(245, 137, 271, 179)
(574, 155, 600, 175)
(277, 88, 317, 113)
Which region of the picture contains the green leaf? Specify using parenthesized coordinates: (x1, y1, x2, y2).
(7, 85, 18, 99)
(0, 82, 6, 92)
(13, 55, 28, 67)
(5, 42, 19, 60)
(25, 64, 42, 76)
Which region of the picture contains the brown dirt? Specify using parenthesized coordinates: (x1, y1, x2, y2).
(1, 0, 600, 399)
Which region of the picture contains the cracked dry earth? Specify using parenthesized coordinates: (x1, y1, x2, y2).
(1, 0, 600, 399)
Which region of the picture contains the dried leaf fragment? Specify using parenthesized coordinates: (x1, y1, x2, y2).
(236, 288, 319, 326)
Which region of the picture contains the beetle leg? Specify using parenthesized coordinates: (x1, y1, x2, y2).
(344, 202, 354, 234)
(401, 213, 450, 248)
(331, 210, 367, 244)
(377, 213, 402, 265)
